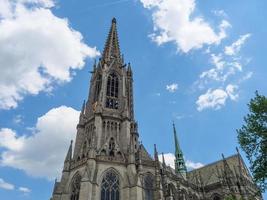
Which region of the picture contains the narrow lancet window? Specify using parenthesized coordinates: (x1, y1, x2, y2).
(106, 73, 119, 109)
(94, 74, 102, 102)
(101, 170, 120, 200)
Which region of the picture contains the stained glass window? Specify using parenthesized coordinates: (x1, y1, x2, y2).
(101, 170, 120, 200)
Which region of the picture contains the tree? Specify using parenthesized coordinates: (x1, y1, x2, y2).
(237, 91, 267, 192)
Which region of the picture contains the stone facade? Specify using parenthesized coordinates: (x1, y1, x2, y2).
(50, 18, 262, 200)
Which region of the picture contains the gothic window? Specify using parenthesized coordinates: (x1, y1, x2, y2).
(106, 73, 119, 109)
(70, 174, 81, 200)
(101, 170, 120, 200)
(109, 138, 115, 157)
(144, 175, 154, 200)
(94, 74, 102, 102)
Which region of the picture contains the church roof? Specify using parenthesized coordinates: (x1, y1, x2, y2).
(139, 144, 153, 161)
(187, 154, 253, 186)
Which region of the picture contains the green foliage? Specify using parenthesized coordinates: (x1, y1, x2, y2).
(237, 91, 267, 192)
(224, 195, 236, 200)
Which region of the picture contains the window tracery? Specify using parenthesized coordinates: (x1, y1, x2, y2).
(106, 73, 119, 109)
(70, 174, 81, 200)
(144, 175, 154, 200)
(101, 170, 120, 200)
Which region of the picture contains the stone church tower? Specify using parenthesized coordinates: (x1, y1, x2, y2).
(50, 19, 262, 200)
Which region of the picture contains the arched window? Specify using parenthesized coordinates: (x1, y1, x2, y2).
(144, 175, 154, 200)
(101, 170, 120, 200)
(70, 174, 81, 200)
(106, 73, 119, 109)
(94, 74, 102, 102)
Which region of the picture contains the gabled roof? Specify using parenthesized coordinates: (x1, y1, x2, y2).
(187, 154, 253, 186)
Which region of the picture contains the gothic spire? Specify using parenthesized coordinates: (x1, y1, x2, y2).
(162, 152, 166, 167)
(102, 17, 121, 64)
(173, 122, 187, 177)
(173, 122, 181, 155)
(154, 144, 159, 161)
(64, 140, 73, 163)
(81, 100, 86, 115)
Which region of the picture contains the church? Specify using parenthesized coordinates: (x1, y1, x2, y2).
(50, 18, 262, 200)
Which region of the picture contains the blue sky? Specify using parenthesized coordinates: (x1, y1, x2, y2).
(0, 0, 266, 199)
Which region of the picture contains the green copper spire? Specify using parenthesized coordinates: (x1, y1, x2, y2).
(173, 122, 187, 177)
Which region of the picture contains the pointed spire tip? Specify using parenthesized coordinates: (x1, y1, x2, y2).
(112, 17, 117, 24)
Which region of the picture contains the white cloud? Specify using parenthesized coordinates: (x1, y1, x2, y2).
(197, 33, 251, 91)
(224, 34, 251, 56)
(0, 178, 15, 190)
(238, 71, 253, 83)
(226, 84, 238, 101)
(140, 0, 230, 53)
(158, 153, 204, 170)
(185, 160, 204, 169)
(0, 0, 100, 110)
(18, 186, 31, 193)
(0, 128, 25, 151)
(0, 106, 80, 179)
(13, 115, 23, 125)
(166, 83, 178, 93)
(196, 84, 238, 111)
(199, 53, 243, 84)
(0, 178, 31, 193)
(196, 88, 228, 111)
(159, 153, 175, 168)
(213, 10, 227, 18)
